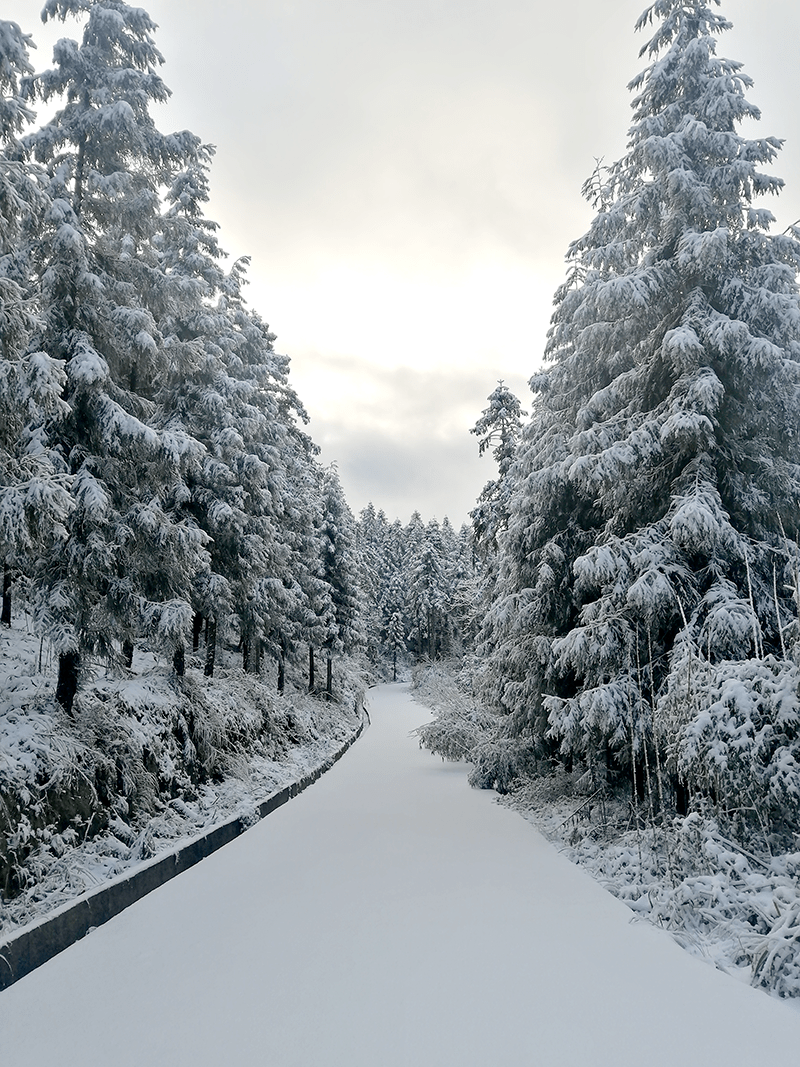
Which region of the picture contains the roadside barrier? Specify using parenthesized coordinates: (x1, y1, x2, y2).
(0, 709, 367, 991)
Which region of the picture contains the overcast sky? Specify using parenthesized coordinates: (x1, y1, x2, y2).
(7, 0, 800, 525)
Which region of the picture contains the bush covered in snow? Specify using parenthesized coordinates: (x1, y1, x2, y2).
(414, 661, 800, 1002)
(508, 779, 800, 1001)
(0, 610, 365, 932)
(412, 663, 497, 762)
(412, 662, 535, 792)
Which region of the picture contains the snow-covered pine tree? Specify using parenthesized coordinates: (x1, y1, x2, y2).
(387, 609, 405, 681)
(152, 97, 324, 689)
(272, 428, 333, 692)
(378, 565, 409, 659)
(446, 519, 479, 654)
(470, 380, 526, 561)
(287, 473, 333, 694)
(318, 465, 363, 698)
(149, 152, 230, 675)
(22, 1, 209, 707)
(0, 19, 72, 627)
(434, 516, 466, 657)
(373, 514, 407, 622)
(407, 520, 449, 660)
(354, 502, 386, 664)
(398, 510, 425, 650)
(484, 0, 800, 832)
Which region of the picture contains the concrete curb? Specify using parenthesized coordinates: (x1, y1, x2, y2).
(0, 711, 367, 992)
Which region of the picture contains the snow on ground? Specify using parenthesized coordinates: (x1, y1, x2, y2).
(412, 662, 800, 1002)
(1, 684, 798, 1067)
(0, 610, 363, 934)
(500, 771, 800, 997)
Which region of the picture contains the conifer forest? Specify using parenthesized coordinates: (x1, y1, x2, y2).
(4, 0, 800, 1003)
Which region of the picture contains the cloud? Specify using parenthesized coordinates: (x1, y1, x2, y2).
(251, 257, 555, 382)
(153, 0, 642, 272)
(296, 354, 530, 523)
(312, 414, 494, 527)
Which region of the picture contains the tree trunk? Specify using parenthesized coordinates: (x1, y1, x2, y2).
(243, 634, 261, 674)
(173, 643, 185, 677)
(393, 647, 397, 682)
(326, 654, 333, 702)
(56, 651, 80, 717)
(277, 650, 285, 694)
(428, 610, 436, 660)
(122, 640, 134, 669)
(1, 563, 11, 626)
(72, 101, 90, 219)
(204, 618, 217, 677)
(192, 611, 204, 652)
(308, 645, 315, 692)
(675, 776, 689, 816)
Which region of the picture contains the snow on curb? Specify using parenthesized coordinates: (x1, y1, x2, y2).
(0, 710, 367, 991)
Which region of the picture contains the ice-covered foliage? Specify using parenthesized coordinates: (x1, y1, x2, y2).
(0, 2, 367, 717)
(507, 778, 800, 1001)
(412, 662, 533, 793)
(0, 0, 385, 933)
(470, 380, 527, 563)
(0, 608, 365, 930)
(416, 661, 800, 1000)
(661, 650, 800, 839)
(412, 662, 497, 761)
(153, 154, 324, 678)
(318, 465, 364, 672)
(481, 0, 800, 842)
(15, 2, 212, 692)
(406, 523, 449, 659)
(354, 508, 475, 674)
(0, 19, 74, 626)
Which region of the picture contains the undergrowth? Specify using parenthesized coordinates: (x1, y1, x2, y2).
(411, 661, 800, 1004)
(0, 612, 367, 935)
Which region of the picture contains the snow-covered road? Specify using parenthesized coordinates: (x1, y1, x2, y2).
(1, 684, 798, 1065)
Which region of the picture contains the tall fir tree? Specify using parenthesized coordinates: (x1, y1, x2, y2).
(407, 520, 449, 660)
(470, 380, 526, 562)
(483, 0, 800, 830)
(318, 465, 363, 698)
(386, 609, 405, 681)
(22, 1, 209, 708)
(0, 19, 72, 628)
(355, 502, 391, 665)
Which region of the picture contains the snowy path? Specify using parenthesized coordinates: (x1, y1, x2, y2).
(1, 684, 798, 1066)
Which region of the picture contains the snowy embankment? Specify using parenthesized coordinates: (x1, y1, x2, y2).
(0, 611, 365, 937)
(1, 683, 798, 1067)
(412, 663, 800, 1002)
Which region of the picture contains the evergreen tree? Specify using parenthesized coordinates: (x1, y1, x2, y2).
(378, 565, 409, 658)
(318, 465, 363, 698)
(0, 19, 71, 627)
(23, 1, 209, 708)
(470, 380, 526, 561)
(484, 0, 800, 829)
(448, 520, 480, 653)
(355, 501, 387, 665)
(386, 609, 405, 681)
(407, 520, 449, 659)
(150, 151, 230, 676)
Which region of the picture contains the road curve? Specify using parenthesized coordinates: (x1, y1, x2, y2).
(1, 683, 797, 1066)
